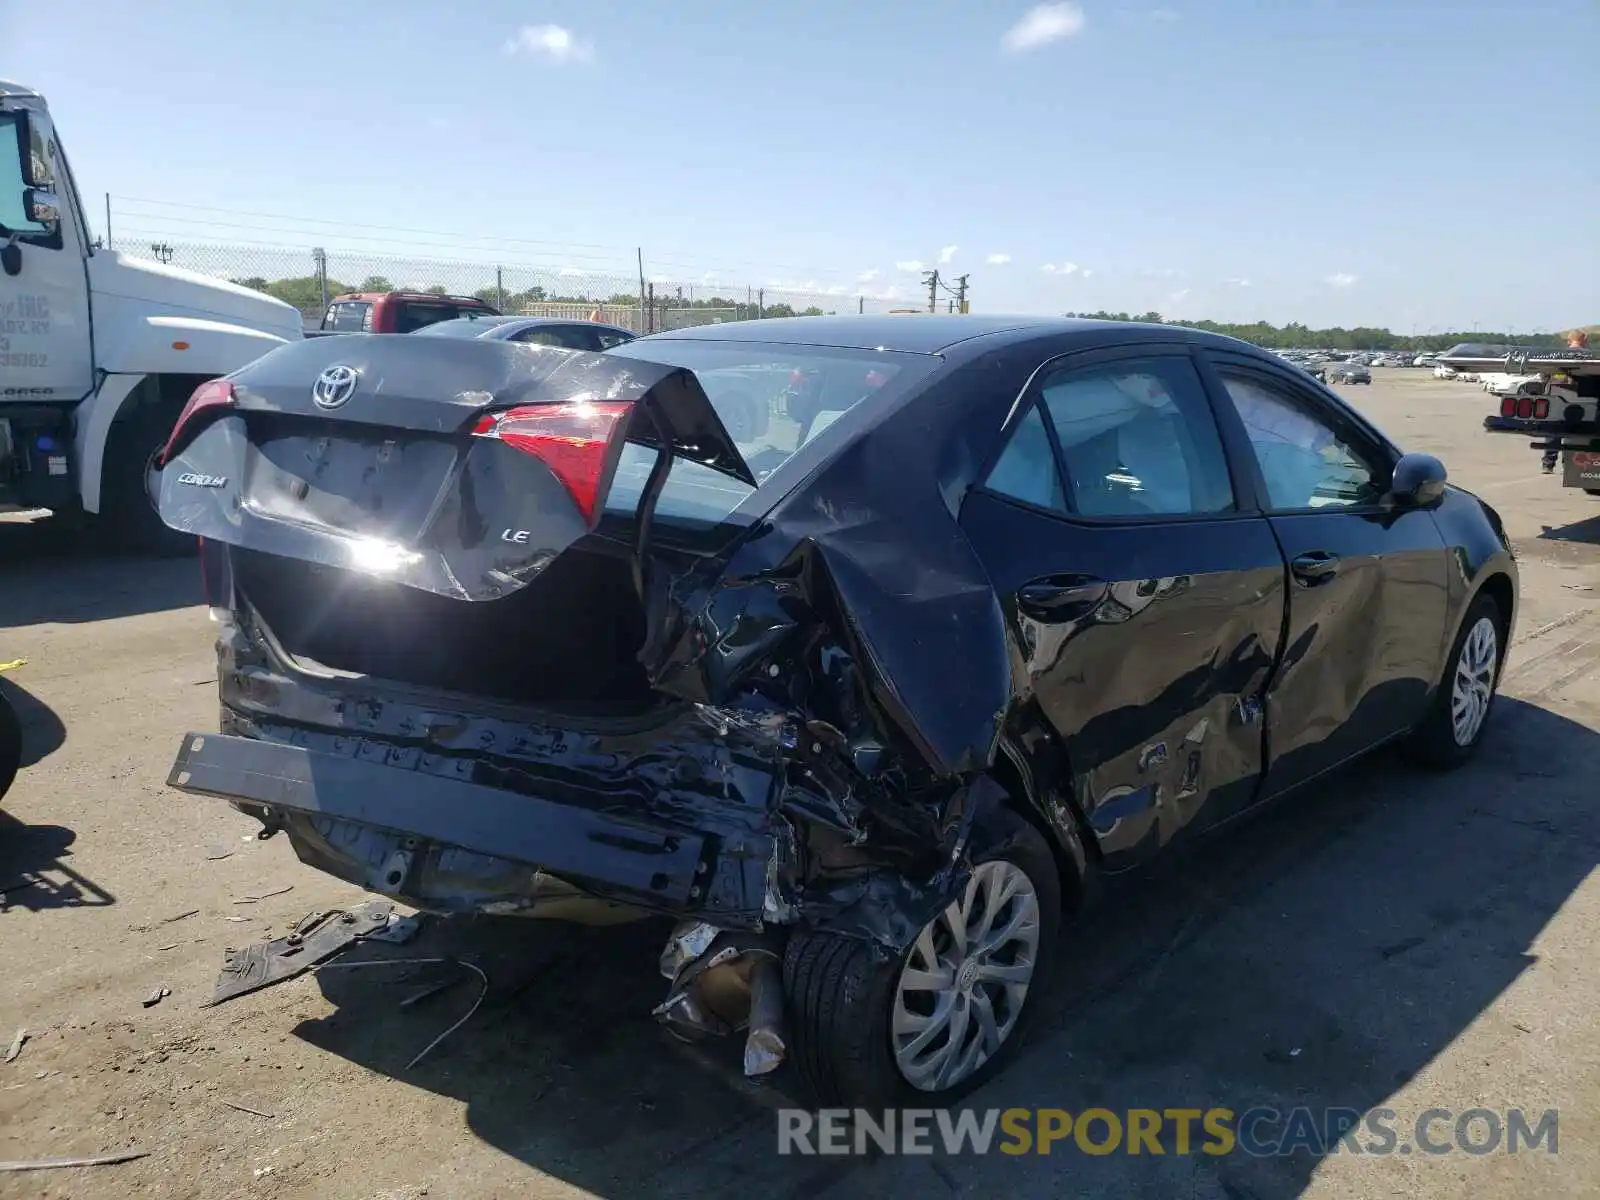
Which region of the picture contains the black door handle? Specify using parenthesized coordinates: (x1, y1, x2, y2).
(1017, 574, 1109, 621)
(1290, 550, 1339, 585)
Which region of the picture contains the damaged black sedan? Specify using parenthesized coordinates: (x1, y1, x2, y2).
(153, 315, 1517, 1104)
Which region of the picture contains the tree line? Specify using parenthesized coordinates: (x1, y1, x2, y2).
(229, 275, 1577, 347)
(1064, 311, 1579, 352)
(232, 274, 827, 319)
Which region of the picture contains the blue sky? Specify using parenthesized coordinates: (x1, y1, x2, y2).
(8, 0, 1597, 330)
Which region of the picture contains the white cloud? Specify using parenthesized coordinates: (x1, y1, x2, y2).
(1080, 268, 1094, 279)
(895, 260, 926, 273)
(504, 24, 594, 65)
(985, 253, 1012, 265)
(1223, 277, 1251, 287)
(1041, 261, 1080, 276)
(825, 283, 852, 296)
(556, 266, 583, 278)
(1002, 3, 1087, 52)
(1164, 288, 1191, 308)
(938, 244, 959, 265)
(649, 274, 671, 285)
(857, 268, 882, 283)
(1325, 272, 1358, 288)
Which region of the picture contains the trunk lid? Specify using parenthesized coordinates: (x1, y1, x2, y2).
(156, 335, 753, 603)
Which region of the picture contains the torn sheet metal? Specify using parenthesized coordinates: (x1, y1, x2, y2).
(207, 899, 420, 1006)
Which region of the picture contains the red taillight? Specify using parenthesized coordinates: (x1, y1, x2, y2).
(471, 401, 632, 523)
(1533, 397, 1550, 419)
(1500, 396, 1517, 417)
(159, 379, 236, 465)
(1516, 397, 1535, 418)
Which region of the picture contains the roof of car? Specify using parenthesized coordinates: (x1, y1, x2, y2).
(634, 314, 1215, 355)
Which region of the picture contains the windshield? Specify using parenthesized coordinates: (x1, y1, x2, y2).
(412, 316, 519, 338)
(600, 338, 941, 530)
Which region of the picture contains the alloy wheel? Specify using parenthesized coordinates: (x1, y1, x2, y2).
(1451, 615, 1498, 747)
(891, 859, 1041, 1092)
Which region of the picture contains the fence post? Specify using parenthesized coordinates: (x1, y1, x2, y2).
(647, 283, 655, 334)
(313, 248, 329, 314)
(758, 289, 764, 320)
(859, 295, 864, 315)
(495, 267, 505, 311)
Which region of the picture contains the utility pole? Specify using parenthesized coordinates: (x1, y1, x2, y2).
(924, 269, 940, 314)
(954, 274, 969, 314)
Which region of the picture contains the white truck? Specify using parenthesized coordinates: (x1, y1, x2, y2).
(1, 80, 303, 552)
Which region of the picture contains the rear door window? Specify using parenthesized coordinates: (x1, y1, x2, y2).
(326, 302, 370, 332)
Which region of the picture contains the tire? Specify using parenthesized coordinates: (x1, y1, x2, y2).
(782, 807, 1063, 1107)
(0, 689, 20, 802)
(1585, 488, 1600, 497)
(1406, 592, 1506, 769)
(96, 413, 197, 558)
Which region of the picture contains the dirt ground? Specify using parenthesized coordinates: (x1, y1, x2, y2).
(2, 369, 1597, 1200)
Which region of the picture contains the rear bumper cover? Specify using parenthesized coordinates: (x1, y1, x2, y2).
(1483, 415, 1600, 439)
(168, 731, 767, 920)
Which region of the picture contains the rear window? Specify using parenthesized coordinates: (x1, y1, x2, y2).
(600, 340, 940, 530)
(393, 301, 495, 334)
(412, 316, 518, 338)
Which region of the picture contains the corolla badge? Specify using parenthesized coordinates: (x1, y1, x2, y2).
(312, 364, 360, 409)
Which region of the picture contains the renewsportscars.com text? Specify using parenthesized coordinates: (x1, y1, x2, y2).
(777, 1106, 1559, 1157)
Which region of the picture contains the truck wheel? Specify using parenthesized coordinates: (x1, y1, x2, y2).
(98, 414, 195, 558)
(782, 808, 1062, 1106)
(1405, 592, 1505, 770)
(0, 689, 20, 802)
(1586, 489, 1600, 497)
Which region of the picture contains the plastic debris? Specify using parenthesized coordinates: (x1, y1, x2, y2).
(3, 1029, 25, 1063)
(0, 659, 26, 673)
(142, 986, 171, 1008)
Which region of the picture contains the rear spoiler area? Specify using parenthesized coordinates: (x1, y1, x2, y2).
(152, 339, 755, 602)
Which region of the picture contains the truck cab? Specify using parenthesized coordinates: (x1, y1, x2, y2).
(0, 80, 302, 550)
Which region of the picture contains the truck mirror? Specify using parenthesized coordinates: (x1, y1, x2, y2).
(23, 187, 58, 230)
(16, 110, 55, 189)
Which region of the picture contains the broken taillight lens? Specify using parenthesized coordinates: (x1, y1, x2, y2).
(160, 379, 236, 465)
(471, 401, 632, 523)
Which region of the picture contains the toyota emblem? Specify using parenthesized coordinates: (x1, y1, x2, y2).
(312, 364, 360, 409)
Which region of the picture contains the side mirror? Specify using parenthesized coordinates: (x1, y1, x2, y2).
(23, 187, 58, 231)
(16, 110, 55, 189)
(1390, 452, 1447, 507)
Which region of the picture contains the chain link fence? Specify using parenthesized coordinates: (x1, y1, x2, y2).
(109, 237, 906, 333)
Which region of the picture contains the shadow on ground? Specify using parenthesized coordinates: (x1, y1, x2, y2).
(281, 698, 1597, 1199)
(0, 516, 203, 626)
(0, 673, 67, 772)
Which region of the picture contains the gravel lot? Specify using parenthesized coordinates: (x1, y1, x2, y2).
(2, 369, 1597, 1200)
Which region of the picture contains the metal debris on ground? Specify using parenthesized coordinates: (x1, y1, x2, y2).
(206, 899, 419, 1006)
(231, 885, 293, 905)
(219, 1099, 275, 1119)
(315, 957, 489, 1070)
(204, 845, 233, 861)
(161, 909, 200, 925)
(0, 1150, 151, 1172)
(154, 943, 179, 952)
(3, 1028, 25, 1063)
(142, 986, 171, 1008)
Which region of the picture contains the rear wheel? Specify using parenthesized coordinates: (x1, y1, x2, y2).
(1406, 592, 1505, 769)
(783, 808, 1062, 1106)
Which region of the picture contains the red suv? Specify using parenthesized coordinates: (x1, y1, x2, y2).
(318, 292, 500, 335)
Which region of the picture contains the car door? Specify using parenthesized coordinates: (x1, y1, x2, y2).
(959, 345, 1288, 871)
(1200, 353, 1450, 797)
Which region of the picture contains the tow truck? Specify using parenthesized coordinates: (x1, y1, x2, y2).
(1440, 343, 1600, 495)
(1, 80, 303, 552)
